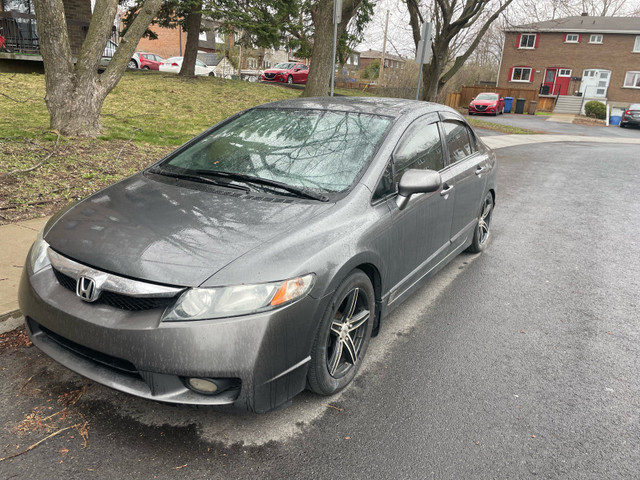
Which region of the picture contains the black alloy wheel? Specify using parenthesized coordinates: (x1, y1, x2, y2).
(307, 270, 374, 395)
(467, 192, 494, 253)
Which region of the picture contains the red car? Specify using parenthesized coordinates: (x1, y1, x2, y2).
(129, 52, 165, 70)
(261, 62, 309, 84)
(469, 92, 504, 116)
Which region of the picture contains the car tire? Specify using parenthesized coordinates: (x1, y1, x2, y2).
(287, 75, 294, 84)
(619, 123, 625, 128)
(208, 72, 215, 77)
(142, 66, 150, 70)
(307, 270, 374, 396)
(467, 192, 494, 253)
(128, 60, 138, 69)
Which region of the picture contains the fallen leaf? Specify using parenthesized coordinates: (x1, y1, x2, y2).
(344, 436, 350, 440)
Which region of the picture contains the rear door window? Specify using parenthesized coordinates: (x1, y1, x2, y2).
(442, 121, 474, 164)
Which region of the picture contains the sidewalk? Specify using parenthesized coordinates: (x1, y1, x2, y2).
(0, 216, 49, 332)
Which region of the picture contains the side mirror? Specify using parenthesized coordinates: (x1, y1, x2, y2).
(396, 169, 443, 210)
(294, 67, 301, 72)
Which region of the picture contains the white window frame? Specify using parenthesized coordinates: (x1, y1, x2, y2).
(519, 34, 536, 49)
(624, 71, 640, 88)
(634, 36, 640, 53)
(589, 34, 603, 44)
(511, 67, 532, 82)
(565, 34, 579, 43)
(558, 69, 572, 77)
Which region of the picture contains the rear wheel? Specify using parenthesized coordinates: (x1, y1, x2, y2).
(619, 122, 626, 128)
(467, 192, 494, 253)
(128, 59, 137, 69)
(307, 270, 374, 396)
(287, 75, 294, 84)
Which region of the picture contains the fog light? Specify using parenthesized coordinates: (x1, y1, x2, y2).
(187, 377, 218, 394)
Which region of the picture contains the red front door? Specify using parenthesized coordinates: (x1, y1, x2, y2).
(544, 68, 571, 95)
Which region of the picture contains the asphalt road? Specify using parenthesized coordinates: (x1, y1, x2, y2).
(1, 140, 639, 479)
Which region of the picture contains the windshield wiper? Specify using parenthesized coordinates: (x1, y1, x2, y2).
(148, 167, 250, 193)
(193, 170, 330, 202)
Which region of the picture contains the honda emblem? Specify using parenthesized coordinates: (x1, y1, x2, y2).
(76, 276, 100, 302)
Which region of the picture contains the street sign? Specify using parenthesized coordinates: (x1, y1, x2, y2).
(416, 22, 432, 65)
(334, 0, 342, 24)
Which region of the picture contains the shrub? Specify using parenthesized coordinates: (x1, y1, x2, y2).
(584, 100, 606, 119)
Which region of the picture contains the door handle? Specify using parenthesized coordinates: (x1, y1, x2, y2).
(475, 166, 488, 176)
(440, 184, 454, 197)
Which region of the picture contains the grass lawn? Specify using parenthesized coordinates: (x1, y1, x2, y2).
(466, 117, 539, 135)
(0, 71, 303, 224)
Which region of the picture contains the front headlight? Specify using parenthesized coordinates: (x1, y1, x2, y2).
(29, 228, 51, 274)
(162, 274, 315, 321)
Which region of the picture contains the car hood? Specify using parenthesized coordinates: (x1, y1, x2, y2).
(263, 69, 289, 74)
(44, 173, 333, 287)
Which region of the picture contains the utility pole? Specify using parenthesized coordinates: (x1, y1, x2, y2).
(378, 9, 389, 86)
(330, 0, 342, 96)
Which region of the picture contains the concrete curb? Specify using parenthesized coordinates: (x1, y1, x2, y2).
(0, 310, 24, 334)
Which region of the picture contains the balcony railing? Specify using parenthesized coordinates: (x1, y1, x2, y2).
(0, 12, 39, 54)
(1, 11, 120, 59)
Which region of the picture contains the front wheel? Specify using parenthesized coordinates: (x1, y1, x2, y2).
(307, 270, 374, 396)
(467, 192, 494, 253)
(128, 59, 137, 69)
(287, 75, 294, 84)
(208, 71, 215, 77)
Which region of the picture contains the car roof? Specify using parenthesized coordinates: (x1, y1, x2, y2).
(629, 104, 640, 109)
(255, 97, 453, 119)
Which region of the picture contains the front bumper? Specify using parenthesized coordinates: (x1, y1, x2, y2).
(19, 261, 328, 413)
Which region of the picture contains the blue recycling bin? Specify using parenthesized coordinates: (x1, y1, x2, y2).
(609, 115, 621, 126)
(504, 97, 514, 113)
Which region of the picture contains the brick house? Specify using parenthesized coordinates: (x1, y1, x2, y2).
(497, 15, 640, 111)
(0, 0, 92, 72)
(359, 49, 406, 82)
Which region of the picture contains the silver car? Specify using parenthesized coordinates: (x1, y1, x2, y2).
(19, 97, 496, 412)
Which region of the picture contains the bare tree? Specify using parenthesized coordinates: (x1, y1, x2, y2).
(33, 0, 163, 137)
(406, 0, 515, 101)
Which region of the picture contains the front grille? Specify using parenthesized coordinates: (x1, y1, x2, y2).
(264, 73, 276, 79)
(29, 318, 141, 377)
(52, 268, 177, 311)
(475, 105, 487, 111)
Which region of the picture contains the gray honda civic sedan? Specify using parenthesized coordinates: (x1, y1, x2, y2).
(19, 97, 496, 413)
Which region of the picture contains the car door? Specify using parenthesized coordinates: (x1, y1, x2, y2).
(439, 113, 489, 251)
(195, 60, 207, 76)
(373, 113, 455, 306)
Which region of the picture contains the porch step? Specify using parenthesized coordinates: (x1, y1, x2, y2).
(553, 95, 583, 114)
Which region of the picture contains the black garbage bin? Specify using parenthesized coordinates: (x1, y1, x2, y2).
(540, 85, 550, 95)
(515, 97, 526, 114)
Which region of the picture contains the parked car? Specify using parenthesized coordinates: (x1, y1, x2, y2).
(468, 93, 505, 116)
(261, 62, 309, 84)
(159, 57, 215, 76)
(129, 52, 165, 70)
(19, 97, 496, 413)
(619, 104, 640, 128)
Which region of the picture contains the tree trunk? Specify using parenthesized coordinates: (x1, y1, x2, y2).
(302, 2, 334, 97)
(180, 1, 203, 76)
(302, 0, 361, 98)
(33, 0, 163, 137)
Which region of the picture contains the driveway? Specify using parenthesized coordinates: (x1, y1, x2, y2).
(469, 111, 640, 138)
(1, 140, 639, 478)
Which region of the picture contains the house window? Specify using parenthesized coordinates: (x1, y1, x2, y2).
(199, 31, 207, 41)
(624, 72, 640, 88)
(558, 69, 571, 77)
(353, 56, 359, 66)
(634, 36, 640, 52)
(511, 67, 532, 82)
(589, 34, 603, 44)
(565, 34, 579, 43)
(519, 34, 536, 48)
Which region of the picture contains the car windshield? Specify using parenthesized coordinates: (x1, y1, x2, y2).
(274, 63, 295, 70)
(475, 94, 498, 101)
(629, 104, 640, 110)
(157, 108, 392, 194)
